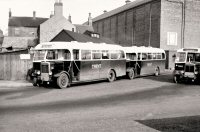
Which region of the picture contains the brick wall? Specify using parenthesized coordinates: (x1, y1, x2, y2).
(93, 0, 161, 47)
(8, 26, 37, 37)
(184, 0, 200, 48)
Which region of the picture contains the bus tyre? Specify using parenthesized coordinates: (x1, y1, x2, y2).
(57, 73, 69, 89)
(107, 70, 116, 82)
(128, 69, 135, 80)
(33, 77, 37, 86)
(155, 67, 160, 76)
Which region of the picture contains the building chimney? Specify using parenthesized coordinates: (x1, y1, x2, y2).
(33, 11, 36, 19)
(54, 0, 63, 16)
(9, 8, 12, 18)
(68, 14, 72, 23)
(88, 13, 92, 26)
(125, 0, 131, 4)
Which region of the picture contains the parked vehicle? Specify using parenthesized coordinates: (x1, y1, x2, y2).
(123, 46, 166, 79)
(173, 48, 200, 83)
(31, 42, 126, 88)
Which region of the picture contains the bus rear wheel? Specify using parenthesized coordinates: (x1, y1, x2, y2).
(128, 69, 135, 80)
(107, 70, 116, 82)
(57, 73, 69, 89)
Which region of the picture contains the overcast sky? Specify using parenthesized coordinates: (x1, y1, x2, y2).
(0, 0, 129, 34)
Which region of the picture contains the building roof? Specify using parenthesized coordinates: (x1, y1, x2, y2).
(75, 24, 94, 34)
(2, 37, 37, 49)
(52, 29, 114, 44)
(8, 17, 48, 27)
(92, 0, 154, 22)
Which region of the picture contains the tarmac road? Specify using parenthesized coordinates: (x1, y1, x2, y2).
(0, 73, 200, 132)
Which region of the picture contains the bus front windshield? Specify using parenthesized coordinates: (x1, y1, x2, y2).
(33, 50, 46, 61)
(176, 52, 186, 62)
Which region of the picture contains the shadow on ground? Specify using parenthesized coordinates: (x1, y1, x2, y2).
(136, 115, 200, 132)
(0, 86, 54, 100)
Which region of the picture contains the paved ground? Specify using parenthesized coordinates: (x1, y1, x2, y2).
(0, 72, 200, 132)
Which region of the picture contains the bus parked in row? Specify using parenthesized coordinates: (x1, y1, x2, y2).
(31, 42, 166, 88)
(173, 48, 200, 83)
(31, 42, 126, 88)
(123, 46, 166, 79)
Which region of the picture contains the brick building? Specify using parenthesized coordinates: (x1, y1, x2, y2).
(39, 0, 76, 43)
(92, 0, 200, 69)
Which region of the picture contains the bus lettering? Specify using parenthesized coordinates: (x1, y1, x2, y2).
(92, 64, 101, 69)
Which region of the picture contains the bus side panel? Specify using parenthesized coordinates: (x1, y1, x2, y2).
(99, 60, 110, 78)
(140, 60, 165, 75)
(110, 60, 126, 77)
(79, 60, 101, 81)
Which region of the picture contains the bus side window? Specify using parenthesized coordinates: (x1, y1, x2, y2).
(73, 49, 79, 60)
(195, 53, 200, 62)
(142, 53, 147, 60)
(81, 50, 91, 60)
(92, 50, 102, 60)
(138, 53, 141, 60)
(111, 53, 118, 59)
(153, 53, 157, 60)
(64, 50, 71, 60)
(120, 50, 125, 59)
(102, 51, 109, 59)
(157, 53, 162, 59)
(147, 53, 152, 60)
(127, 53, 136, 60)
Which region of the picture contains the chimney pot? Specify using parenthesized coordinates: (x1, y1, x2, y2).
(9, 8, 12, 18)
(68, 14, 72, 23)
(33, 11, 36, 19)
(125, 0, 131, 4)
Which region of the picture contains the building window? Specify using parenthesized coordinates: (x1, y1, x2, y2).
(167, 32, 177, 46)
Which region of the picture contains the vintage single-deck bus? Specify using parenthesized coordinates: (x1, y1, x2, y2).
(31, 41, 126, 88)
(123, 46, 166, 79)
(173, 48, 200, 83)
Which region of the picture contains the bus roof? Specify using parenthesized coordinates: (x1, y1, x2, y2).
(123, 46, 165, 54)
(177, 48, 200, 53)
(32, 41, 123, 51)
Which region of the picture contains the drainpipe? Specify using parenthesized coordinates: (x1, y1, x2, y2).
(149, 4, 152, 47)
(166, 0, 185, 48)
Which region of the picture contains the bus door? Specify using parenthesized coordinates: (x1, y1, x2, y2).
(140, 53, 154, 75)
(100, 51, 110, 78)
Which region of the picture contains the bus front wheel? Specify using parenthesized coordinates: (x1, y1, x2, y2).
(57, 73, 69, 89)
(107, 70, 116, 82)
(128, 69, 135, 80)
